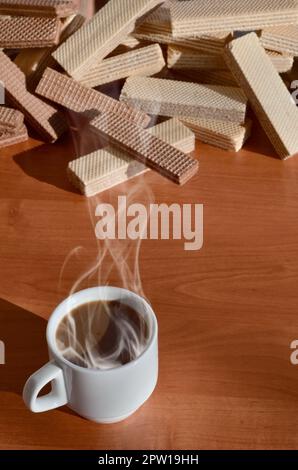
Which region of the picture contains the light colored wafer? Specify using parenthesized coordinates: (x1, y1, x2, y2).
(174, 69, 238, 87)
(0, 0, 78, 17)
(170, 0, 298, 37)
(167, 46, 226, 70)
(79, 44, 165, 88)
(167, 46, 294, 74)
(180, 117, 252, 152)
(14, 14, 86, 89)
(68, 118, 195, 196)
(0, 52, 66, 142)
(261, 24, 298, 56)
(0, 106, 24, 129)
(0, 15, 61, 48)
(167, 45, 293, 73)
(91, 113, 198, 185)
(120, 35, 142, 50)
(133, 5, 230, 56)
(120, 76, 247, 123)
(0, 124, 28, 148)
(266, 50, 294, 73)
(36, 68, 151, 128)
(225, 33, 298, 159)
(52, 0, 162, 79)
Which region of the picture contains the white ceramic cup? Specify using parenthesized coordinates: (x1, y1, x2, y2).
(23, 287, 158, 423)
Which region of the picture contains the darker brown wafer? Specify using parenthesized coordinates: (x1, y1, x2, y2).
(0, 52, 66, 142)
(0, 124, 28, 148)
(0, 0, 78, 17)
(91, 113, 199, 185)
(36, 68, 151, 128)
(0, 15, 61, 48)
(0, 106, 24, 130)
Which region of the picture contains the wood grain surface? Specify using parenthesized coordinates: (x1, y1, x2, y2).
(1, 117, 298, 450)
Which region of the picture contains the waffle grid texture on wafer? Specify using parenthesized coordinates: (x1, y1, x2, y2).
(224, 32, 298, 159)
(91, 112, 199, 185)
(0, 106, 24, 129)
(0, 0, 78, 17)
(170, 0, 298, 36)
(120, 76, 247, 123)
(68, 118, 195, 196)
(36, 67, 151, 128)
(0, 52, 66, 141)
(52, 0, 163, 79)
(0, 15, 61, 48)
(260, 24, 298, 55)
(78, 43, 165, 88)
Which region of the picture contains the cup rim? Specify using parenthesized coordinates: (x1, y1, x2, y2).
(46, 286, 158, 374)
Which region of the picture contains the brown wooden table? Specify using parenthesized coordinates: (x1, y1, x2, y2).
(1, 118, 298, 450)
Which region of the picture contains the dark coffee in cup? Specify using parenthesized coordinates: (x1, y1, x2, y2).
(56, 300, 149, 370)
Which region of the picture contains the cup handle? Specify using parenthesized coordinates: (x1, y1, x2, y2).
(23, 361, 68, 413)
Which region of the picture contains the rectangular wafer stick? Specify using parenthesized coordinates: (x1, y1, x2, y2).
(0, 124, 28, 148)
(260, 24, 298, 56)
(167, 46, 226, 70)
(0, 0, 78, 17)
(266, 50, 294, 73)
(167, 45, 293, 74)
(0, 15, 61, 48)
(174, 69, 238, 87)
(120, 76, 247, 123)
(0, 106, 24, 129)
(180, 117, 252, 152)
(52, 0, 163, 79)
(79, 44, 165, 88)
(133, 5, 230, 56)
(36, 67, 151, 128)
(225, 33, 298, 159)
(68, 118, 195, 196)
(91, 113, 198, 185)
(170, 0, 298, 37)
(0, 52, 66, 142)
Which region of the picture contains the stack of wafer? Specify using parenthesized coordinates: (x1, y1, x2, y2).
(1, 0, 298, 197)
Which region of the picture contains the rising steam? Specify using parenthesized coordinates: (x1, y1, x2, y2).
(57, 106, 156, 370)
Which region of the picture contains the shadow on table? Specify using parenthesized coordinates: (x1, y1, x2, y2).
(0, 298, 77, 418)
(0, 298, 48, 397)
(13, 112, 107, 195)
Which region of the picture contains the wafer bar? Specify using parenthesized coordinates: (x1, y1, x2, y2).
(0, 106, 24, 129)
(120, 35, 142, 50)
(0, 52, 66, 142)
(180, 117, 252, 152)
(120, 76, 247, 123)
(79, 44, 165, 88)
(266, 50, 294, 73)
(0, 124, 28, 148)
(133, 5, 230, 56)
(174, 69, 238, 87)
(91, 113, 198, 185)
(167, 45, 293, 74)
(261, 24, 298, 56)
(167, 46, 226, 70)
(36, 68, 150, 128)
(52, 0, 162, 79)
(0, 0, 78, 17)
(225, 33, 298, 159)
(170, 0, 298, 37)
(68, 118, 195, 196)
(0, 15, 61, 48)
(15, 14, 85, 89)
